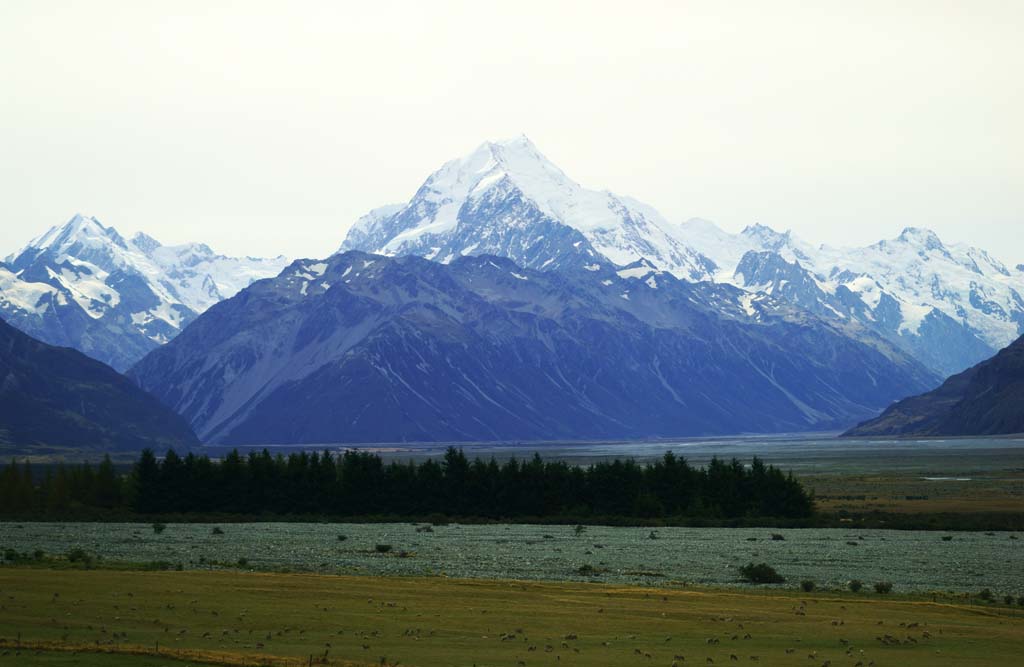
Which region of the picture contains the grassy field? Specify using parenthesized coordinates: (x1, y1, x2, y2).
(1, 568, 1022, 666)
(806, 470, 1024, 514)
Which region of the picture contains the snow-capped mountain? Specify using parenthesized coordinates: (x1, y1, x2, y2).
(1, 214, 289, 370)
(679, 220, 1024, 376)
(342, 137, 1022, 378)
(131, 251, 934, 444)
(340, 135, 717, 280)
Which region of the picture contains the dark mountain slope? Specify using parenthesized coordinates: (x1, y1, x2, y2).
(0, 316, 198, 452)
(844, 335, 1024, 436)
(130, 252, 936, 444)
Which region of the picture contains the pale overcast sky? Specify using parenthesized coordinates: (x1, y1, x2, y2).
(1, 1, 1021, 263)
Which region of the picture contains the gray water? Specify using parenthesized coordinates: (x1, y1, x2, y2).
(203, 433, 1024, 473)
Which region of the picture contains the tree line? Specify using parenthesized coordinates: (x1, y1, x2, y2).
(1, 455, 123, 514)
(0, 448, 814, 520)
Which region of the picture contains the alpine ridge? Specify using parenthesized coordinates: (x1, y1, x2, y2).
(129, 250, 936, 445)
(681, 220, 1024, 376)
(1, 214, 289, 370)
(340, 136, 717, 280)
(340, 137, 1023, 378)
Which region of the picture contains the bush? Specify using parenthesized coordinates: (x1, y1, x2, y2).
(211, 527, 224, 535)
(337, 534, 347, 541)
(771, 533, 785, 541)
(1004, 595, 1015, 605)
(415, 525, 434, 533)
(66, 548, 92, 565)
(848, 579, 863, 593)
(33, 549, 45, 560)
(874, 581, 893, 594)
(2, 548, 23, 563)
(237, 557, 249, 567)
(375, 544, 392, 554)
(800, 580, 816, 592)
(979, 588, 993, 601)
(152, 522, 166, 534)
(739, 563, 785, 584)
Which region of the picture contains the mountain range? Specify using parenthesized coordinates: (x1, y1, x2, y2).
(129, 251, 935, 444)
(0, 214, 288, 370)
(342, 137, 1024, 378)
(0, 316, 197, 453)
(2, 137, 1021, 445)
(845, 334, 1024, 437)
(681, 220, 1021, 377)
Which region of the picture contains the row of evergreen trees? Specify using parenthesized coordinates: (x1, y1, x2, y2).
(1, 455, 123, 514)
(2, 448, 814, 519)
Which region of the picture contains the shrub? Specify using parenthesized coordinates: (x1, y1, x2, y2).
(578, 564, 600, 576)
(33, 549, 45, 560)
(848, 579, 863, 593)
(771, 533, 785, 541)
(415, 525, 434, 533)
(337, 534, 347, 542)
(211, 527, 224, 535)
(979, 588, 993, 601)
(66, 548, 92, 565)
(2, 548, 22, 563)
(152, 522, 166, 534)
(1004, 595, 1015, 605)
(941, 535, 953, 542)
(648, 530, 659, 540)
(574, 524, 587, 536)
(739, 563, 785, 584)
(375, 544, 393, 554)
(800, 580, 816, 592)
(237, 557, 249, 567)
(874, 581, 893, 594)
